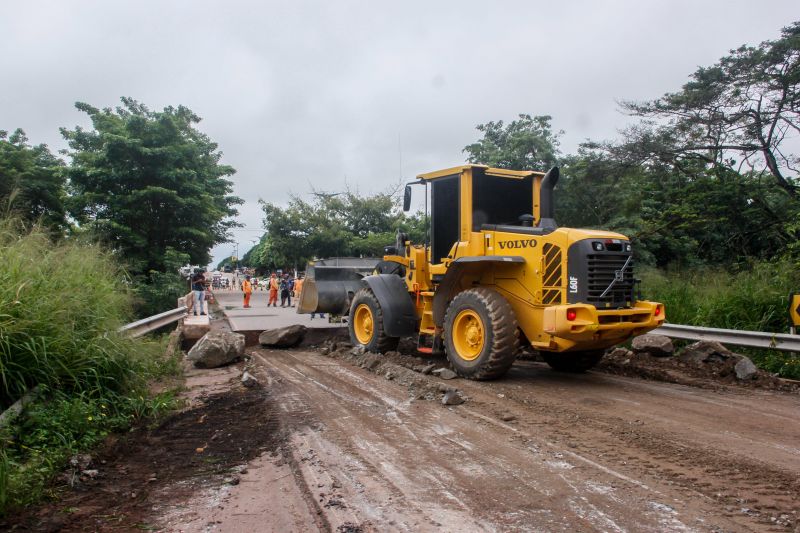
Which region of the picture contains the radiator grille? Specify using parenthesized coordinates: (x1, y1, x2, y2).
(586, 253, 634, 307)
(542, 243, 563, 305)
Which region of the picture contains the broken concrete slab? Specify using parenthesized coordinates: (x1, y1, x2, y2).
(259, 325, 307, 348)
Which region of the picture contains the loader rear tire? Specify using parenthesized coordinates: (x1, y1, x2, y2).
(444, 288, 518, 380)
(348, 288, 399, 353)
(542, 350, 605, 373)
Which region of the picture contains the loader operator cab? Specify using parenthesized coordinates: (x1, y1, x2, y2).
(406, 165, 558, 265)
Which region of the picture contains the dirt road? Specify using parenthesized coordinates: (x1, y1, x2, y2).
(156, 345, 799, 533)
(14, 337, 799, 532)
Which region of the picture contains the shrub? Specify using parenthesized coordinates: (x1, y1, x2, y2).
(640, 260, 800, 378)
(0, 218, 178, 514)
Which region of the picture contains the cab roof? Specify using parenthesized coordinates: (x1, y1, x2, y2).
(416, 164, 545, 181)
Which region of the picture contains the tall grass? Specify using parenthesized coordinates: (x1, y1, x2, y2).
(0, 218, 178, 514)
(640, 259, 800, 378)
(0, 219, 149, 408)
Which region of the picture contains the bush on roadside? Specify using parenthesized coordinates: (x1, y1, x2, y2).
(640, 260, 800, 378)
(0, 218, 180, 515)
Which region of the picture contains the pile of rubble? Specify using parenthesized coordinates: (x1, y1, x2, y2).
(255, 329, 469, 406)
(601, 334, 797, 391)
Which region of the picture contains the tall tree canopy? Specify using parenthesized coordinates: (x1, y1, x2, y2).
(463, 114, 561, 170)
(258, 190, 425, 270)
(63, 98, 242, 273)
(0, 129, 66, 231)
(620, 21, 799, 198)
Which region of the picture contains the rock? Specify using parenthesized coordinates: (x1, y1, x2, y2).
(187, 331, 245, 368)
(69, 454, 92, 470)
(320, 347, 330, 356)
(442, 390, 465, 406)
(259, 325, 307, 348)
(420, 364, 436, 375)
(432, 368, 458, 380)
(734, 357, 758, 380)
(80, 469, 99, 479)
(631, 334, 674, 357)
(364, 355, 382, 370)
(500, 413, 517, 422)
(607, 347, 634, 359)
(351, 345, 367, 355)
(384, 370, 395, 380)
(241, 371, 260, 388)
(678, 340, 734, 364)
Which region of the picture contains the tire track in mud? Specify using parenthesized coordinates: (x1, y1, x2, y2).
(451, 367, 800, 531)
(251, 348, 778, 532)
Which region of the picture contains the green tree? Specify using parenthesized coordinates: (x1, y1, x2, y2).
(463, 114, 562, 170)
(620, 21, 799, 198)
(62, 98, 242, 274)
(613, 22, 800, 265)
(258, 189, 423, 269)
(0, 129, 66, 232)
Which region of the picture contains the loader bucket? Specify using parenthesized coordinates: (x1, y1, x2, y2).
(297, 258, 381, 315)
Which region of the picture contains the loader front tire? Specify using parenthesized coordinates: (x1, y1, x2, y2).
(444, 288, 518, 380)
(348, 288, 399, 353)
(542, 350, 605, 373)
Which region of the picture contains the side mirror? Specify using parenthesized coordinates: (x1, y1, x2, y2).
(403, 184, 412, 212)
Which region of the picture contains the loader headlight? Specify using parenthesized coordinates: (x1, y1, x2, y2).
(592, 242, 604, 251)
(624, 243, 632, 252)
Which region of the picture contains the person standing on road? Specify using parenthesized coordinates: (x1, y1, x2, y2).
(191, 271, 206, 316)
(242, 275, 253, 308)
(268, 272, 279, 307)
(280, 274, 291, 307)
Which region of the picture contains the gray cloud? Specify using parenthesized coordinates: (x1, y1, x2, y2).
(1, 0, 795, 265)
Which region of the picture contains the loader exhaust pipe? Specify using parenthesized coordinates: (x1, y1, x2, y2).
(539, 166, 559, 229)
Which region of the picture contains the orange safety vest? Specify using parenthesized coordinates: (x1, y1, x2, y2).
(270, 278, 280, 290)
(242, 280, 253, 294)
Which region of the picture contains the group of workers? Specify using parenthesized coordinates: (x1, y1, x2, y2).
(240, 272, 303, 309)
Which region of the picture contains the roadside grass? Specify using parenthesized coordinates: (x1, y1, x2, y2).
(0, 219, 183, 515)
(640, 259, 800, 379)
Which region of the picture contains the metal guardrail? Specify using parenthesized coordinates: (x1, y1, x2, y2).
(119, 306, 187, 338)
(119, 305, 800, 352)
(655, 323, 800, 352)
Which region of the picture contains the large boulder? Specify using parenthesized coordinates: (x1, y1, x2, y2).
(631, 334, 674, 357)
(187, 331, 245, 368)
(677, 340, 734, 365)
(259, 325, 307, 348)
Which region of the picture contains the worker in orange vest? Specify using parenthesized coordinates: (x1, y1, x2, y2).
(242, 275, 253, 308)
(294, 276, 304, 301)
(268, 273, 280, 307)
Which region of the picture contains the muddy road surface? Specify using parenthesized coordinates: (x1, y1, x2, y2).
(167, 347, 799, 532)
(12, 344, 800, 532)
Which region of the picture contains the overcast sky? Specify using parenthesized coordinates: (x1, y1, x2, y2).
(1, 1, 797, 266)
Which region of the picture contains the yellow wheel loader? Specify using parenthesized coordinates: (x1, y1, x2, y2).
(298, 165, 665, 379)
